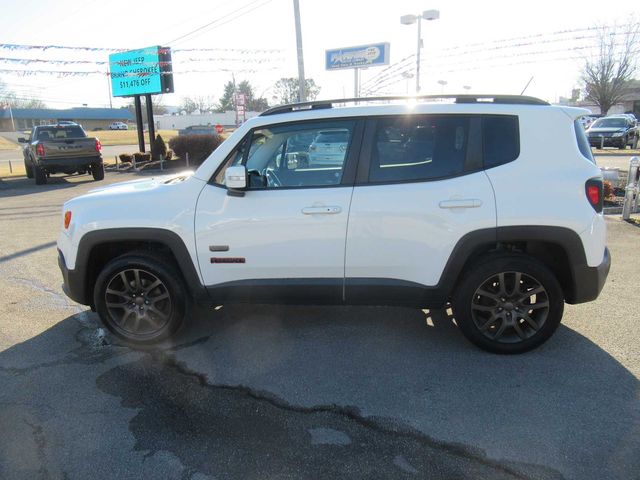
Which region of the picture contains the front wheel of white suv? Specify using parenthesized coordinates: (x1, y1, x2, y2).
(93, 252, 188, 343)
(452, 254, 564, 354)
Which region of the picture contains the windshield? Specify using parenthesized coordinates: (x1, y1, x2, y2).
(592, 118, 627, 128)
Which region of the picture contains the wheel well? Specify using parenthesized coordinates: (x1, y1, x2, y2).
(456, 240, 572, 298)
(85, 241, 178, 305)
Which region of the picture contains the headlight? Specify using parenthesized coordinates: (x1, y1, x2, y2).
(612, 132, 624, 137)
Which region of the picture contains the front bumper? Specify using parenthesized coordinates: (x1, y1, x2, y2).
(58, 249, 90, 305)
(588, 137, 625, 148)
(568, 247, 611, 304)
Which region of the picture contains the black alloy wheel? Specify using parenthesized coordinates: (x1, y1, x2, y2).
(94, 252, 187, 343)
(453, 254, 564, 354)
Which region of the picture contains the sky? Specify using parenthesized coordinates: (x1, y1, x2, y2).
(0, 0, 637, 110)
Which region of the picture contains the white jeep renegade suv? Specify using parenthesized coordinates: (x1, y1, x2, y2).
(57, 95, 610, 354)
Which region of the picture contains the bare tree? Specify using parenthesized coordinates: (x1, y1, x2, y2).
(582, 21, 640, 115)
(180, 95, 216, 114)
(0, 80, 47, 108)
(127, 95, 167, 123)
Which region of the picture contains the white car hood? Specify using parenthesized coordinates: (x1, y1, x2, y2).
(85, 171, 195, 196)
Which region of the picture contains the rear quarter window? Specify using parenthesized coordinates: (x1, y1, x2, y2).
(574, 119, 595, 163)
(482, 116, 520, 168)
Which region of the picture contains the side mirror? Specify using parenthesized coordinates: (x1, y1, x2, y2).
(18, 137, 27, 143)
(225, 165, 247, 196)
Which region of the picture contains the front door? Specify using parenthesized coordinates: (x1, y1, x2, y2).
(195, 119, 362, 303)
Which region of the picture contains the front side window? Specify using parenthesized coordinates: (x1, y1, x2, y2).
(369, 115, 469, 182)
(216, 121, 356, 189)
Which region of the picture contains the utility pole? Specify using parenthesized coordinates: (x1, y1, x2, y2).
(292, 0, 306, 102)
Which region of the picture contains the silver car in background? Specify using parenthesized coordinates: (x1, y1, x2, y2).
(308, 129, 350, 166)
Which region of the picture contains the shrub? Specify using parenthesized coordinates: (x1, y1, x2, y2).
(603, 180, 613, 199)
(151, 134, 168, 160)
(119, 153, 133, 163)
(133, 152, 152, 164)
(169, 134, 224, 165)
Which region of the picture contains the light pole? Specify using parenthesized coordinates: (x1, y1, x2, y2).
(400, 9, 440, 94)
(401, 71, 414, 94)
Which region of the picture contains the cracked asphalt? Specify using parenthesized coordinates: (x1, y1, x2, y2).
(0, 172, 639, 480)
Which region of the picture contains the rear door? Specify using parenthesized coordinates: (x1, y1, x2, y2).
(344, 114, 497, 304)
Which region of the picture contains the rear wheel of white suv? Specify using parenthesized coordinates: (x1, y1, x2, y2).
(452, 254, 564, 354)
(93, 252, 187, 343)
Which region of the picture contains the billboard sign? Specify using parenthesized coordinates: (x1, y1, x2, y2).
(325, 43, 390, 70)
(109, 46, 174, 97)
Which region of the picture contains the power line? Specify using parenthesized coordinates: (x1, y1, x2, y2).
(165, 0, 273, 45)
(0, 55, 286, 67)
(0, 43, 283, 54)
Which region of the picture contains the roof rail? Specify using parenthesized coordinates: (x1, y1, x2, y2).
(260, 94, 549, 116)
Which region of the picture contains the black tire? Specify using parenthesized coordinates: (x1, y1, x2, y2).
(93, 252, 188, 343)
(632, 136, 639, 150)
(24, 159, 34, 179)
(452, 253, 564, 354)
(34, 164, 47, 185)
(91, 161, 104, 181)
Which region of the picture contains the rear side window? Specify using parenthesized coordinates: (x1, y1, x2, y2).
(483, 116, 519, 168)
(369, 115, 469, 182)
(574, 119, 595, 163)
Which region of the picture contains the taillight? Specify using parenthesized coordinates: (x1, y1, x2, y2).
(36, 143, 45, 156)
(64, 211, 72, 229)
(95, 139, 102, 152)
(585, 178, 603, 213)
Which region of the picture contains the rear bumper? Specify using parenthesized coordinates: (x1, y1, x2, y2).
(58, 249, 90, 305)
(37, 155, 101, 169)
(568, 247, 611, 304)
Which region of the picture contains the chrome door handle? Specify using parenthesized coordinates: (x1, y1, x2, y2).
(302, 206, 342, 215)
(439, 199, 482, 209)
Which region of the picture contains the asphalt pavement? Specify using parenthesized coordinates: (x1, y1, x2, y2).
(0, 171, 638, 480)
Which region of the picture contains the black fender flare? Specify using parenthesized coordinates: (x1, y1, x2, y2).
(63, 228, 208, 306)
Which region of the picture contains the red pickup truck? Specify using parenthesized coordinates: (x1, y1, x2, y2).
(19, 124, 104, 185)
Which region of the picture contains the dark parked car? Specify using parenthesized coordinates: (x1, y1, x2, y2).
(178, 125, 217, 136)
(586, 116, 638, 149)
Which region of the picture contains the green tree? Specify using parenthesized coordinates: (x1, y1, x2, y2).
(217, 81, 236, 112)
(582, 21, 640, 115)
(216, 79, 269, 112)
(273, 78, 320, 105)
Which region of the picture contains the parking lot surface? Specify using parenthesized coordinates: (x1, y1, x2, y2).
(0, 172, 638, 479)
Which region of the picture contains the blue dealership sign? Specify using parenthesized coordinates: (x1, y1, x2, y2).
(109, 46, 174, 97)
(325, 43, 390, 70)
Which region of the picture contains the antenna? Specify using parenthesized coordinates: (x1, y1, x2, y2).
(520, 76, 534, 95)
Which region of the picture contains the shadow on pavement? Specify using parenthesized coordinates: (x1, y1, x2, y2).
(0, 174, 98, 198)
(0, 304, 638, 479)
